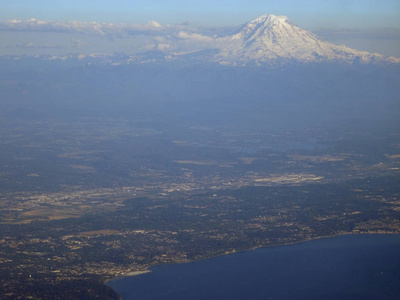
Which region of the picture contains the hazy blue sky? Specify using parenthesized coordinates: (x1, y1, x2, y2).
(1, 0, 399, 29)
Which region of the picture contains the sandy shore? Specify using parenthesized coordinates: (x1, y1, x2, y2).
(124, 270, 151, 276)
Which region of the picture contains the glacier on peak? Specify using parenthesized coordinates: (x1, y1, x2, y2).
(216, 14, 400, 66)
(243, 14, 290, 28)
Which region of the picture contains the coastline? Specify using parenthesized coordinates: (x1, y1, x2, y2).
(105, 232, 400, 299)
(105, 231, 400, 287)
(106, 232, 400, 299)
(124, 270, 151, 276)
(105, 269, 152, 284)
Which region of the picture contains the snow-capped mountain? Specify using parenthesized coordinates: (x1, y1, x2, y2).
(215, 14, 400, 65)
(3, 14, 399, 67)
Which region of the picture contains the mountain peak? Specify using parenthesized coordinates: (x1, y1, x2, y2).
(251, 14, 289, 24)
(233, 14, 292, 41)
(218, 14, 400, 65)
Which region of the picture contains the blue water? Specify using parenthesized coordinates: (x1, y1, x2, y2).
(108, 234, 400, 300)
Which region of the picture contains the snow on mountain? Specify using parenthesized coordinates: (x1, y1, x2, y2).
(215, 14, 400, 65)
(3, 14, 398, 66)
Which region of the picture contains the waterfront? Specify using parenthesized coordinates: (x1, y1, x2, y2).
(108, 234, 400, 300)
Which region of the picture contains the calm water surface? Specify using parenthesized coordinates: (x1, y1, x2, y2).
(107, 234, 400, 299)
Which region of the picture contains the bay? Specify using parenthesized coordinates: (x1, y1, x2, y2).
(107, 234, 400, 299)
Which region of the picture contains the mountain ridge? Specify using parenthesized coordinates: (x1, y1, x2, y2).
(214, 14, 400, 65)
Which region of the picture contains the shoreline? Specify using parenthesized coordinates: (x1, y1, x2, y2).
(105, 269, 152, 284)
(124, 270, 151, 276)
(105, 232, 400, 300)
(105, 231, 400, 286)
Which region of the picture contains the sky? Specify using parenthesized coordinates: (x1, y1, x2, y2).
(1, 0, 399, 29)
(0, 0, 399, 57)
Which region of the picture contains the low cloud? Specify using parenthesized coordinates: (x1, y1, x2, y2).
(0, 18, 166, 37)
(157, 43, 171, 51)
(0, 19, 240, 56)
(178, 31, 214, 42)
(13, 42, 62, 49)
(72, 39, 89, 49)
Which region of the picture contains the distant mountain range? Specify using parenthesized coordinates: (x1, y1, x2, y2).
(3, 14, 399, 66)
